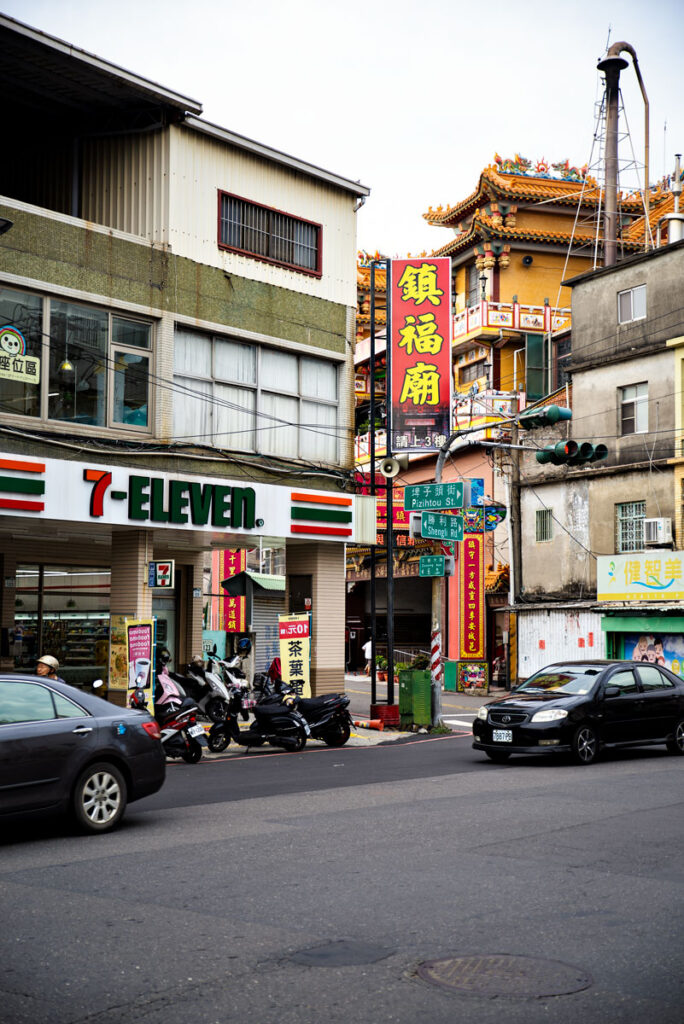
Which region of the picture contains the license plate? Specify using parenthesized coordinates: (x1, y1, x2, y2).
(492, 729, 513, 743)
(188, 724, 205, 738)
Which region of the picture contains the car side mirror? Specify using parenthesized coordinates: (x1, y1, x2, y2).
(603, 685, 621, 698)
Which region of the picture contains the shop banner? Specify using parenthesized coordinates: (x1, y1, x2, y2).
(278, 613, 311, 698)
(222, 549, 247, 633)
(109, 615, 128, 691)
(389, 258, 452, 452)
(459, 533, 485, 659)
(126, 619, 155, 711)
(597, 553, 684, 602)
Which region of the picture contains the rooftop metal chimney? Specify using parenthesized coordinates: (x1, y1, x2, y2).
(662, 154, 684, 244)
(597, 42, 650, 266)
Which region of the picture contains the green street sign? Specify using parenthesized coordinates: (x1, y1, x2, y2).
(420, 511, 464, 541)
(419, 555, 446, 577)
(404, 482, 466, 511)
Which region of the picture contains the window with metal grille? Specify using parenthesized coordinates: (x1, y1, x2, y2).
(466, 264, 480, 307)
(617, 284, 646, 324)
(535, 508, 553, 543)
(620, 382, 648, 435)
(615, 501, 645, 553)
(218, 192, 321, 275)
(460, 359, 488, 384)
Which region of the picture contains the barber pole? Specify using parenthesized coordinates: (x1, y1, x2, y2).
(431, 627, 442, 687)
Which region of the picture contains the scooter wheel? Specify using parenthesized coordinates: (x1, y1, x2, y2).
(322, 721, 351, 747)
(291, 727, 307, 752)
(207, 728, 230, 753)
(181, 739, 203, 763)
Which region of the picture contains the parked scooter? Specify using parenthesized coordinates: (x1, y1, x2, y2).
(205, 639, 310, 754)
(171, 652, 231, 724)
(129, 656, 206, 763)
(256, 657, 353, 748)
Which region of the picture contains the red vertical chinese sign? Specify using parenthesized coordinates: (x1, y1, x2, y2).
(459, 533, 485, 659)
(389, 258, 452, 452)
(222, 549, 246, 633)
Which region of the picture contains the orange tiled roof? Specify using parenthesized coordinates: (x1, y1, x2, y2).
(624, 187, 676, 242)
(485, 562, 510, 593)
(425, 163, 646, 226)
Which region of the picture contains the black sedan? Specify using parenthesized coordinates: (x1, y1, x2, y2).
(472, 660, 684, 765)
(0, 674, 166, 833)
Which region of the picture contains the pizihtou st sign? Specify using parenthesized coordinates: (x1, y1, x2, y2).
(0, 453, 360, 543)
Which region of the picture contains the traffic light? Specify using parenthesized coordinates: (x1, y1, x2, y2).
(518, 404, 572, 429)
(536, 441, 608, 466)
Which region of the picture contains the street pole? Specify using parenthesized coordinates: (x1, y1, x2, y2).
(385, 262, 395, 705)
(369, 260, 378, 706)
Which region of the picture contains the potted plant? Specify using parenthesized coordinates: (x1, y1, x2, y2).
(376, 655, 388, 681)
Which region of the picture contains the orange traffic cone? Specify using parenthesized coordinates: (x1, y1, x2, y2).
(353, 719, 384, 731)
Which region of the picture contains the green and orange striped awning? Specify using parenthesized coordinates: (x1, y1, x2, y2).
(290, 491, 352, 538)
(0, 457, 45, 512)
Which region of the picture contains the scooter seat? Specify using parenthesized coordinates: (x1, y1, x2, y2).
(298, 695, 344, 712)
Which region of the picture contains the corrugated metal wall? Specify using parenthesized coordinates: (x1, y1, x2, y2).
(251, 594, 285, 673)
(517, 608, 606, 678)
(81, 130, 170, 242)
(168, 125, 358, 307)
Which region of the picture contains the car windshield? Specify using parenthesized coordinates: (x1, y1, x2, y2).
(515, 665, 603, 695)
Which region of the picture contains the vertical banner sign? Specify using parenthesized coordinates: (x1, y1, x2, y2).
(390, 257, 452, 452)
(459, 534, 485, 659)
(222, 549, 247, 633)
(126, 619, 155, 709)
(109, 614, 128, 691)
(278, 613, 311, 699)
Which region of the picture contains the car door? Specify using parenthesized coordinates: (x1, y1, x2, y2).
(0, 680, 98, 813)
(599, 668, 645, 744)
(633, 665, 680, 739)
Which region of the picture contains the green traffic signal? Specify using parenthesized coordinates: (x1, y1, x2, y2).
(518, 404, 573, 429)
(536, 440, 608, 466)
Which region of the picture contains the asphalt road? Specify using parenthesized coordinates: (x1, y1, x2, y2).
(2, 734, 683, 1024)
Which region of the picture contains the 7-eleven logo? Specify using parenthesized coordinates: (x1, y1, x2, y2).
(84, 469, 112, 517)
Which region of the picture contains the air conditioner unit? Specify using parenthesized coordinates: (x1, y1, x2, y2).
(644, 517, 673, 545)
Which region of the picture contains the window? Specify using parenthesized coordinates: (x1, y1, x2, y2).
(173, 329, 339, 464)
(0, 682, 55, 724)
(460, 359, 488, 385)
(607, 669, 638, 694)
(0, 286, 152, 431)
(618, 284, 646, 324)
(637, 666, 675, 691)
(466, 265, 480, 307)
(620, 382, 648, 435)
(219, 192, 321, 276)
(616, 501, 645, 553)
(535, 508, 553, 543)
(555, 335, 571, 389)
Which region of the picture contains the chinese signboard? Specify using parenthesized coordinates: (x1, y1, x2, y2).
(390, 258, 452, 452)
(459, 534, 485, 659)
(0, 326, 40, 383)
(420, 511, 464, 542)
(278, 613, 311, 698)
(404, 482, 466, 511)
(597, 553, 684, 602)
(419, 555, 445, 577)
(222, 549, 247, 633)
(376, 494, 411, 530)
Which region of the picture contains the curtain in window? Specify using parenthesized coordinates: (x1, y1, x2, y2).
(214, 339, 256, 385)
(173, 377, 212, 441)
(174, 329, 211, 377)
(261, 350, 298, 392)
(301, 358, 337, 400)
(215, 383, 255, 451)
(260, 393, 298, 455)
(301, 401, 337, 463)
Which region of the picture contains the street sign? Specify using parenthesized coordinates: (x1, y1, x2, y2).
(420, 512, 464, 542)
(404, 482, 468, 511)
(419, 555, 445, 577)
(148, 560, 175, 589)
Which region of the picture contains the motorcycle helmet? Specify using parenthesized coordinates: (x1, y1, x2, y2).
(158, 647, 172, 665)
(236, 637, 252, 657)
(36, 655, 59, 672)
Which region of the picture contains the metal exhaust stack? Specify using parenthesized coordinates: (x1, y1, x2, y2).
(597, 42, 650, 266)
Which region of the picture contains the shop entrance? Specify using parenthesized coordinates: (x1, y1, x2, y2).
(152, 596, 177, 671)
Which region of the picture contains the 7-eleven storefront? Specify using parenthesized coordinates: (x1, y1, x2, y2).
(0, 452, 374, 700)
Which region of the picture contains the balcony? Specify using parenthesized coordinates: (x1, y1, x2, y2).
(453, 300, 571, 341)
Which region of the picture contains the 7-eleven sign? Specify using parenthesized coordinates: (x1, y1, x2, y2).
(148, 560, 175, 589)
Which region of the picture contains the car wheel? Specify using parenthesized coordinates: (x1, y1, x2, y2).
(665, 718, 684, 755)
(72, 762, 127, 834)
(572, 724, 599, 765)
(485, 749, 511, 763)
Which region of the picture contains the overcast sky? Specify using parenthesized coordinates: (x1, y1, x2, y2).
(4, 0, 684, 256)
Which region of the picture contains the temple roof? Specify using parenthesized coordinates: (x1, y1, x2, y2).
(623, 187, 676, 242)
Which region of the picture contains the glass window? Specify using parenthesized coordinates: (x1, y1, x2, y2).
(616, 501, 645, 553)
(0, 286, 43, 418)
(620, 382, 648, 435)
(637, 666, 675, 691)
(173, 377, 212, 442)
(112, 317, 150, 350)
(301, 400, 337, 463)
(618, 285, 646, 324)
(113, 351, 149, 426)
(535, 508, 553, 542)
(0, 681, 55, 724)
(261, 350, 298, 393)
(175, 328, 211, 378)
(301, 358, 337, 401)
(260, 392, 298, 455)
(214, 339, 256, 385)
(49, 301, 108, 426)
(52, 691, 89, 718)
(215, 383, 256, 451)
(608, 669, 639, 694)
(219, 193, 321, 274)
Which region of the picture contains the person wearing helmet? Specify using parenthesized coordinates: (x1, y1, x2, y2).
(36, 655, 64, 682)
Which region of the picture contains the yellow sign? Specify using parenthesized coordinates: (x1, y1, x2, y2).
(278, 614, 311, 698)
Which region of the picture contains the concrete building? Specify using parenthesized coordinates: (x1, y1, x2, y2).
(0, 14, 373, 699)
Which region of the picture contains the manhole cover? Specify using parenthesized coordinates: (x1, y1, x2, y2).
(417, 954, 592, 998)
(290, 940, 396, 967)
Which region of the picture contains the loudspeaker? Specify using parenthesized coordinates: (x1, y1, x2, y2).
(379, 453, 409, 479)
(522, 254, 533, 266)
